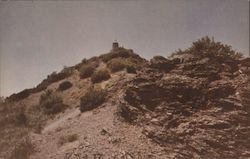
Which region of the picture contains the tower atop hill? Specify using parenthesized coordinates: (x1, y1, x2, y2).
(112, 40, 119, 51)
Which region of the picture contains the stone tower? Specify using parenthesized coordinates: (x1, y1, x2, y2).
(112, 41, 119, 51)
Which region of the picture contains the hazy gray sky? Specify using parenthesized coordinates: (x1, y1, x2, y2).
(0, 0, 249, 97)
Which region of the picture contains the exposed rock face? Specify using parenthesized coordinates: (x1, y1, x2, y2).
(149, 56, 175, 72)
(119, 53, 250, 158)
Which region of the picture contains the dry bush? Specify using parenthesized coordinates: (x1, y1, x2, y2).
(107, 57, 142, 73)
(100, 49, 131, 62)
(172, 36, 243, 60)
(58, 134, 78, 146)
(0, 102, 33, 158)
(80, 87, 106, 112)
(107, 58, 126, 72)
(15, 108, 27, 126)
(8, 137, 34, 159)
(99, 48, 146, 63)
(7, 89, 31, 101)
(39, 90, 67, 114)
(6, 68, 74, 102)
(91, 69, 111, 83)
(58, 81, 73, 91)
(79, 63, 96, 79)
(47, 71, 72, 83)
(34, 70, 72, 92)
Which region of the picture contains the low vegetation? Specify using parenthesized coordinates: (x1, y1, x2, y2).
(58, 134, 78, 146)
(8, 137, 34, 159)
(91, 69, 111, 83)
(107, 57, 142, 73)
(14, 108, 27, 126)
(79, 63, 96, 79)
(107, 58, 126, 72)
(6, 68, 73, 102)
(7, 89, 31, 101)
(39, 90, 67, 114)
(0, 101, 35, 159)
(100, 48, 133, 62)
(172, 36, 243, 60)
(80, 87, 106, 112)
(35, 69, 73, 92)
(58, 81, 73, 91)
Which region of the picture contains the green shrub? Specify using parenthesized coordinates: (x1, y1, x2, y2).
(79, 63, 95, 79)
(58, 134, 78, 146)
(91, 69, 111, 83)
(39, 90, 66, 114)
(58, 81, 73, 91)
(80, 87, 106, 112)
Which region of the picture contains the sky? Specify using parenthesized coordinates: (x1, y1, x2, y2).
(0, 0, 249, 97)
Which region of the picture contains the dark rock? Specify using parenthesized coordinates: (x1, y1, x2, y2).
(149, 56, 175, 72)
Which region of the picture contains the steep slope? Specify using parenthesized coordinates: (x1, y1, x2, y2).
(0, 38, 249, 159)
(29, 72, 169, 159)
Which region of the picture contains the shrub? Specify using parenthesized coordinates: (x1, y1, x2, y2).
(81, 58, 87, 64)
(9, 137, 34, 159)
(107, 58, 126, 72)
(47, 71, 72, 83)
(15, 111, 27, 126)
(91, 69, 111, 83)
(58, 134, 78, 146)
(7, 89, 31, 101)
(58, 81, 73, 91)
(39, 90, 66, 114)
(99, 48, 143, 63)
(79, 63, 95, 79)
(107, 57, 142, 73)
(28, 69, 73, 95)
(173, 36, 243, 60)
(80, 87, 106, 112)
(100, 51, 130, 62)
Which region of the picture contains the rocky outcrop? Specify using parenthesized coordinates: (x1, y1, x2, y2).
(149, 56, 175, 72)
(118, 52, 250, 158)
